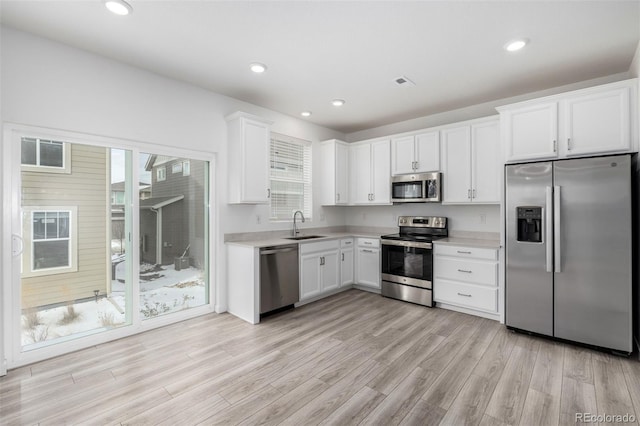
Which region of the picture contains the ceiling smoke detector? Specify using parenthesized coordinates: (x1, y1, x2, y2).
(393, 76, 415, 87)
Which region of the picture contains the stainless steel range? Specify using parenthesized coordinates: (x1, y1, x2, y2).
(381, 216, 448, 307)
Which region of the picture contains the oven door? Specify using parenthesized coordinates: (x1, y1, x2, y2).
(381, 240, 432, 288)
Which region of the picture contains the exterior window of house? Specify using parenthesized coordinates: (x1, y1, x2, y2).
(23, 207, 78, 276)
(269, 133, 312, 221)
(182, 160, 190, 176)
(21, 137, 71, 173)
(111, 191, 125, 205)
(157, 166, 166, 181)
(172, 162, 182, 174)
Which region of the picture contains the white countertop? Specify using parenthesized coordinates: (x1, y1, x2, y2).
(225, 231, 385, 248)
(434, 237, 501, 249)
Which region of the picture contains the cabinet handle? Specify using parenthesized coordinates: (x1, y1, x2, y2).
(320, 256, 325, 266)
(567, 138, 572, 151)
(553, 140, 557, 153)
(467, 189, 471, 199)
(342, 253, 344, 261)
(362, 249, 374, 253)
(457, 250, 472, 254)
(415, 161, 419, 170)
(457, 269, 472, 273)
(267, 188, 271, 198)
(472, 189, 476, 199)
(457, 292, 472, 297)
(371, 193, 375, 201)
(336, 193, 340, 202)
(344, 241, 352, 245)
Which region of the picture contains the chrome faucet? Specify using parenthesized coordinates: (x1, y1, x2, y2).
(292, 210, 305, 236)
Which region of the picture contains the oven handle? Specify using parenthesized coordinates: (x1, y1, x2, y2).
(381, 239, 432, 249)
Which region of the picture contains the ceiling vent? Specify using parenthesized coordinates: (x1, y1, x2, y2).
(394, 76, 415, 87)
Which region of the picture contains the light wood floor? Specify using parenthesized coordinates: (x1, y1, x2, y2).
(1, 289, 639, 425)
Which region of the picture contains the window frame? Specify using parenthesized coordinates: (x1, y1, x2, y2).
(156, 166, 166, 182)
(21, 138, 71, 174)
(22, 206, 78, 278)
(182, 160, 191, 176)
(269, 133, 313, 222)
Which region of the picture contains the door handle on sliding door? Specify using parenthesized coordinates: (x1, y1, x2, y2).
(545, 187, 553, 273)
(554, 186, 561, 273)
(11, 234, 24, 256)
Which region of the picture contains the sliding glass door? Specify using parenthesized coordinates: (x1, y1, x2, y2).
(138, 153, 209, 319)
(3, 126, 212, 368)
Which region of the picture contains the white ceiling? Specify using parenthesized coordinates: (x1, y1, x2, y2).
(1, 1, 639, 134)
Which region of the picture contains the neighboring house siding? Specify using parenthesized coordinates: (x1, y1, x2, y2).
(22, 144, 108, 308)
(150, 159, 206, 268)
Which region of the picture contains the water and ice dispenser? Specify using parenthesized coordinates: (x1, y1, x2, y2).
(516, 207, 542, 243)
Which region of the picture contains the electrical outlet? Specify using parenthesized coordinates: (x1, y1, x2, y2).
(256, 214, 261, 224)
(480, 213, 486, 224)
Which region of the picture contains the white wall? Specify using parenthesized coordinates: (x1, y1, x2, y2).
(344, 204, 500, 234)
(0, 27, 345, 312)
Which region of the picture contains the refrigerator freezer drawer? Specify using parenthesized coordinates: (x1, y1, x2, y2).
(434, 257, 498, 287)
(434, 279, 498, 312)
(434, 244, 497, 260)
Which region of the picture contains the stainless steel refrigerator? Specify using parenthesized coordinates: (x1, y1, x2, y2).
(505, 154, 633, 353)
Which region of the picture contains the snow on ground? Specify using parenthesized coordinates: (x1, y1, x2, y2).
(22, 263, 206, 347)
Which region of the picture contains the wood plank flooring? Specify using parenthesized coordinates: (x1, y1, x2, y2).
(1, 289, 639, 425)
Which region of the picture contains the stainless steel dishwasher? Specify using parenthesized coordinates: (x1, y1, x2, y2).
(260, 244, 299, 315)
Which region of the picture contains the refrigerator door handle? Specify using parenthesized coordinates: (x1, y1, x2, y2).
(554, 185, 561, 273)
(545, 186, 553, 273)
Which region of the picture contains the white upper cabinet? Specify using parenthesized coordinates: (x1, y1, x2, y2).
(472, 120, 501, 203)
(225, 112, 273, 204)
(502, 102, 559, 162)
(564, 87, 631, 157)
(349, 139, 391, 205)
(391, 131, 439, 175)
(500, 79, 637, 163)
(442, 118, 500, 204)
(441, 126, 472, 203)
(319, 139, 349, 205)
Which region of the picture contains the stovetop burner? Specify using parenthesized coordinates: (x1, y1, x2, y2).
(380, 215, 448, 242)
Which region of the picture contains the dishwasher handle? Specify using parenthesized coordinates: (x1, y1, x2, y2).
(260, 246, 298, 255)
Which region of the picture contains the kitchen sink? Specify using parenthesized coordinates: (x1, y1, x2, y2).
(285, 235, 325, 240)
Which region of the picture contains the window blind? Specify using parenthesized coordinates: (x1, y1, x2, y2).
(270, 133, 312, 221)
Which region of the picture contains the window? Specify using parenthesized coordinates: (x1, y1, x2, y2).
(21, 137, 71, 173)
(111, 191, 125, 205)
(269, 133, 312, 221)
(157, 166, 166, 182)
(23, 207, 78, 276)
(172, 162, 183, 174)
(182, 160, 191, 176)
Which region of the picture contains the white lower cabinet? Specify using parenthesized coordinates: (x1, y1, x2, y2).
(433, 244, 499, 318)
(356, 238, 380, 289)
(340, 238, 354, 286)
(299, 240, 340, 301)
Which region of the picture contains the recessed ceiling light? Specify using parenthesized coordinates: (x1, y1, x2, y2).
(104, 0, 132, 16)
(504, 38, 529, 52)
(332, 99, 346, 107)
(301, 111, 312, 117)
(250, 62, 267, 73)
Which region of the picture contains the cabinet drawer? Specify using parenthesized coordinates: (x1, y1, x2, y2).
(434, 279, 497, 312)
(358, 238, 380, 248)
(340, 238, 355, 248)
(434, 257, 497, 287)
(434, 244, 497, 260)
(300, 239, 339, 254)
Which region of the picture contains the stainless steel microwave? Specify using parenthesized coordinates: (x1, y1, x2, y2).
(391, 172, 442, 203)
